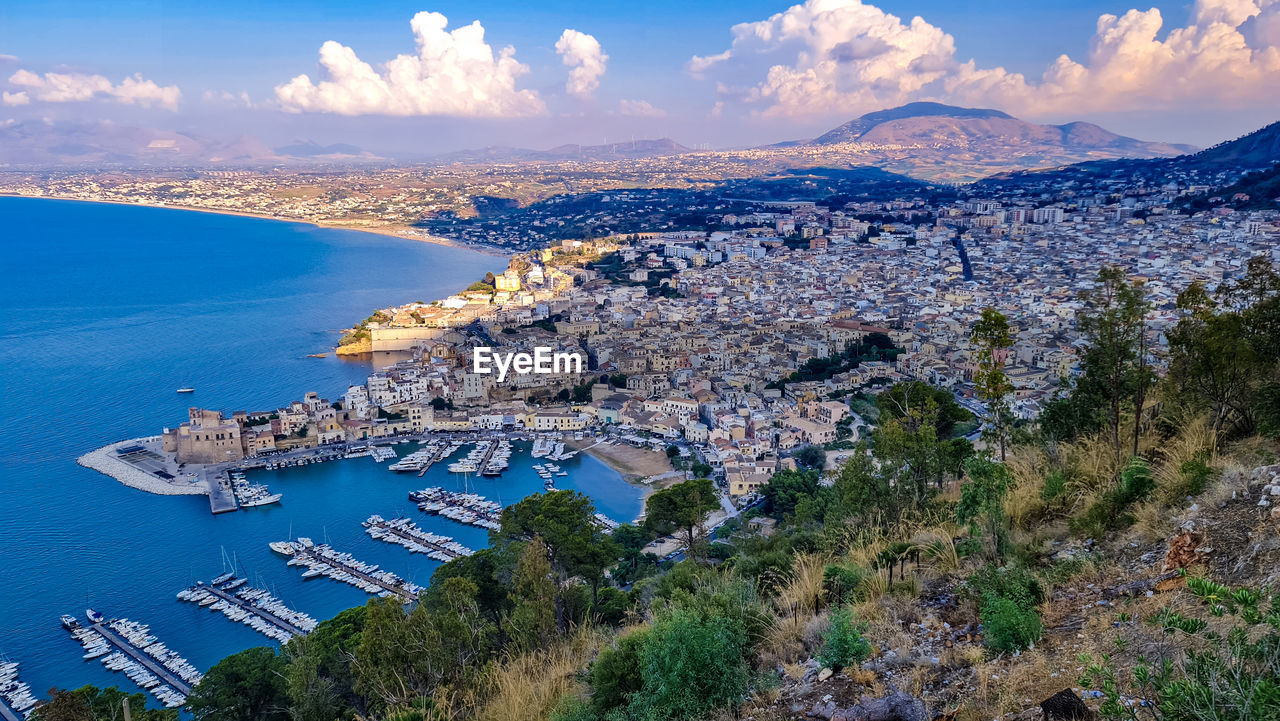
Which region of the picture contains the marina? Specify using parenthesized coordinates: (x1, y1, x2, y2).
(177, 575, 318, 643)
(409, 487, 503, 530)
(0, 662, 36, 721)
(63, 611, 200, 708)
(363, 515, 473, 561)
(229, 471, 282, 509)
(531, 438, 578, 461)
(387, 440, 463, 475)
(272, 539, 423, 601)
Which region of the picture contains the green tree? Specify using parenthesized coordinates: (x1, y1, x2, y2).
(818, 607, 872, 671)
(760, 468, 826, 521)
(282, 606, 364, 720)
(1075, 266, 1153, 460)
(792, 444, 827, 471)
(644, 478, 720, 561)
(188, 647, 289, 721)
(626, 609, 752, 720)
(955, 455, 1012, 562)
(971, 307, 1016, 461)
(498, 490, 619, 610)
(506, 537, 558, 653)
(877, 381, 971, 438)
(691, 462, 712, 478)
(32, 686, 177, 721)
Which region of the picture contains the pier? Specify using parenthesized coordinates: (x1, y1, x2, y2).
(416, 442, 456, 476)
(364, 515, 472, 561)
(90, 622, 193, 697)
(0, 701, 20, 721)
(179, 579, 311, 640)
(409, 487, 502, 531)
(206, 471, 239, 513)
(285, 544, 421, 601)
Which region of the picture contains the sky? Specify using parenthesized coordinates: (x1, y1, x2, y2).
(2, 0, 1279, 155)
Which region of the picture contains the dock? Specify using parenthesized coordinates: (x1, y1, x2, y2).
(178, 577, 315, 642)
(283, 543, 421, 601)
(90, 622, 193, 697)
(364, 515, 472, 561)
(416, 442, 456, 477)
(0, 702, 20, 721)
(205, 471, 239, 514)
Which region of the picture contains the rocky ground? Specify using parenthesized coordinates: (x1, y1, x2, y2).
(735, 464, 1280, 721)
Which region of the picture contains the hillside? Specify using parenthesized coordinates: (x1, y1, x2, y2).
(973, 119, 1280, 205)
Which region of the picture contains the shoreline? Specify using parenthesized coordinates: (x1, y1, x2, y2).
(77, 438, 209, 497)
(0, 193, 511, 258)
(566, 438, 675, 502)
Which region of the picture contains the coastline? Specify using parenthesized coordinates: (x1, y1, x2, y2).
(77, 438, 208, 497)
(0, 193, 511, 258)
(566, 438, 675, 502)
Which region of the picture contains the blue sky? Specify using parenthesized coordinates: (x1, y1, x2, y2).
(2, 0, 1277, 152)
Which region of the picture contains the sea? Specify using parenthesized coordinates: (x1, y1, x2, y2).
(0, 197, 645, 704)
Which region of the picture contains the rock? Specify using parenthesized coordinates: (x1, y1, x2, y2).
(818, 667, 834, 682)
(831, 689, 928, 721)
(1041, 689, 1093, 720)
(1163, 529, 1204, 571)
(810, 699, 838, 719)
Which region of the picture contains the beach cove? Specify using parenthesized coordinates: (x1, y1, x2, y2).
(0, 196, 645, 706)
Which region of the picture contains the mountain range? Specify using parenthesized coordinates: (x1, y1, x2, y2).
(0, 103, 1217, 180)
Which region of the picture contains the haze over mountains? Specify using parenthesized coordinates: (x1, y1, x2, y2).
(0, 103, 1216, 181)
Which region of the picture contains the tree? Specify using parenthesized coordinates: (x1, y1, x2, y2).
(644, 478, 720, 560)
(792, 444, 826, 471)
(760, 468, 826, 521)
(971, 307, 1016, 461)
(1075, 266, 1152, 460)
(282, 606, 365, 721)
(505, 537, 557, 653)
(498, 490, 619, 612)
(32, 687, 177, 721)
(877, 381, 971, 438)
(691, 462, 712, 478)
(188, 647, 289, 721)
(955, 456, 1012, 562)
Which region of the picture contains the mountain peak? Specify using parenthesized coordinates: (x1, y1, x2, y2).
(812, 102, 1014, 145)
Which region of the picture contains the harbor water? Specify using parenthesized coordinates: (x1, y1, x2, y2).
(0, 197, 644, 703)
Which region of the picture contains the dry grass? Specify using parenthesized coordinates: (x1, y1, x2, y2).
(471, 629, 606, 721)
(776, 552, 830, 617)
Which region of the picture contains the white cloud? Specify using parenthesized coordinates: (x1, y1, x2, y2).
(695, 0, 1280, 117)
(0, 54, 19, 64)
(5, 69, 180, 110)
(202, 89, 255, 108)
(687, 50, 731, 75)
(555, 29, 607, 97)
(618, 99, 666, 117)
(275, 11, 544, 117)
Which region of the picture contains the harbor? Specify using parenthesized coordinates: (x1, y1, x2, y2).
(0, 662, 36, 721)
(272, 539, 423, 601)
(363, 515, 473, 561)
(388, 439, 464, 475)
(62, 611, 200, 708)
(410, 487, 503, 530)
(177, 574, 318, 643)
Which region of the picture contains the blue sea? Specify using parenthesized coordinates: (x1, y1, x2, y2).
(0, 197, 644, 704)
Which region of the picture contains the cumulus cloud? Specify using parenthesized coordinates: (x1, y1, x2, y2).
(695, 0, 1280, 117)
(618, 99, 666, 117)
(555, 29, 607, 97)
(276, 11, 544, 117)
(4, 69, 180, 110)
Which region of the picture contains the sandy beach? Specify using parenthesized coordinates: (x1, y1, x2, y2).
(0, 193, 511, 257)
(567, 438, 674, 489)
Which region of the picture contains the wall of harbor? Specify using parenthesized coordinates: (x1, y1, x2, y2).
(370, 326, 450, 352)
(77, 438, 209, 497)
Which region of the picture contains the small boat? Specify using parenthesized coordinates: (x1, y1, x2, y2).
(86, 608, 105, 624)
(61, 614, 81, 630)
(176, 388, 195, 393)
(269, 541, 296, 556)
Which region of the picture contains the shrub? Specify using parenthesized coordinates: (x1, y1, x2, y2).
(821, 563, 866, 605)
(590, 632, 646, 714)
(966, 564, 1044, 611)
(626, 609, 752, 720)
(817, 607, 872, 671)
(1080, 578, 1280, 721)
(981, 596, 1043, 653)
(1041, 470, 1067, 502)
(1072, 457, 1156, 536)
